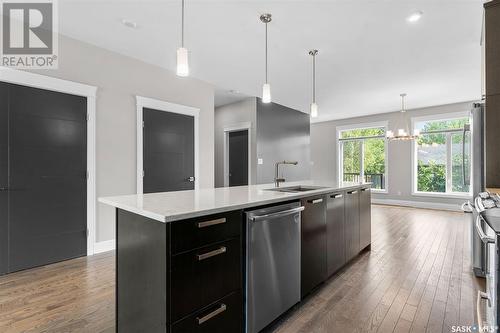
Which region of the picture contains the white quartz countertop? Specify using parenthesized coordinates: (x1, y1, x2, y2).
(98, 181, 371, 223)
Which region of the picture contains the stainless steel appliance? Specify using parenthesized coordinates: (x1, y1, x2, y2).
(245, 202, 303, 333)
(474, 193, 500, 331)
(462, 103, 487, 277)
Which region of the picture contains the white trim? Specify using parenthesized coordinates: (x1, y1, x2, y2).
(336, 121, 388, 192)
(371, 198, 462, 212)
(411, 112, 472, 198)
(336, 120, 388, 133)
(94, 239, 115, 254)
(223, 122, 252, 187)
(412, 110, 470, 125)
(0, 68, 97, 256)
(136, 96, 200, 193)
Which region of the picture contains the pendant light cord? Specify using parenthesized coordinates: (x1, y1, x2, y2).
(265, 22, 268, 84)
(181, 0, 185, 47)
(312, 54, 316, 103)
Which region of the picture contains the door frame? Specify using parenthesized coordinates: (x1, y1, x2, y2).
(223, 122, 252, 187)
(0, 67, 98, 256)
(136, 96, 200, 193)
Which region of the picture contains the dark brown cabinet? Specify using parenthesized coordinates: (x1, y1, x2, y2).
(116, 209, 243, 333)
(171, 238, 241, 321)
(326, 192, 345, 276)
(486, 94, 500, 188)
(300, 196, 327, 297)
(345, 190, 360, 261)
(485, 0, 500, 97)
(359, 188, 371, 250)
(485, 0, 500, 187)
(172, 291, 242, 333)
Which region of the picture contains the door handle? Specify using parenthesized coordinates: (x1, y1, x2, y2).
(475, 215, 495, 244)
(461, 201, 473, 213)
(187, 176, 195, 182)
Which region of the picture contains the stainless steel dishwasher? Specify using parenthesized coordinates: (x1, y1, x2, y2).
(246, 201, 304, 333)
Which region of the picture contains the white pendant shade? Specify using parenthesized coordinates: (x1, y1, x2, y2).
(262, 83, 271, 103)
(310, 103, 318, 118)
(176, 47, 189, 77)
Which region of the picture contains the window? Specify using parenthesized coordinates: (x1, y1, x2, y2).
(413, 114, 471, 196)
(338, 124, 387, 191)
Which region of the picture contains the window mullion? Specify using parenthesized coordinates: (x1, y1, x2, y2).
(446, 133, 452, 193)
(360, 139, 365, 183)
(339, 141, 343, 183)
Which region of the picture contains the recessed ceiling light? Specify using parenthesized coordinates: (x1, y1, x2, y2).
(407, 11, 423, 23)
(121, 19, 137, 29)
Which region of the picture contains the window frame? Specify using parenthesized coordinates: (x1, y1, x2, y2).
(336, 121, 389, 193)
(411, 111, 473, 199)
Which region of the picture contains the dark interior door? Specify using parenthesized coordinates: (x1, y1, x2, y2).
(0, 83, 8, 275)
(4, 83, 87, 273)
(143, 108, 195, 193)
(228, 130, 248, 187)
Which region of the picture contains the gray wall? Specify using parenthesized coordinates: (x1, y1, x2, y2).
(214, 98, 257, 187)
(31, 35, 215, 242)
(311, 101, 475, 207)
(256, 98, 311, 184)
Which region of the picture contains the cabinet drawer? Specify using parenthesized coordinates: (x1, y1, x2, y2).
(171, 238, 241, 321)
(172, 210, 242, 254)
(485, 1, 500, 96)
(172, 291, 242, 333)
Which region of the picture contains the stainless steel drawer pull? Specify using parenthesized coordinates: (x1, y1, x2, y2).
(196, 303, 227, 325)
(360, 188, 368, 192)
(476, 290, 491, 331)
(197, 218, 226, 228)
(197, 246, 227, 261)
(475, 215, 495, 244)
(330, 194, 343, 199)
(308, 198, 323, 204)
(348, 190, 358, 194)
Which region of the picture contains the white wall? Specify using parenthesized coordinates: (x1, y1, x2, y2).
(31, 35, 215, 242)
(311, 101, 475, 208)
(214, 98, 257, 187)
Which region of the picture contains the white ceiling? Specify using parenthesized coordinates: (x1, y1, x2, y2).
(59, 0, 483, 122)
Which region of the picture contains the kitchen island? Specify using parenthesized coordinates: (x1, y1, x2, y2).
(99, 181, 372, 333)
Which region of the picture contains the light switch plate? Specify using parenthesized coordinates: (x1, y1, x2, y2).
(258, 158, 263, 165)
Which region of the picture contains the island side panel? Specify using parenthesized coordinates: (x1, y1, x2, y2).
(116, 209, 169, 333)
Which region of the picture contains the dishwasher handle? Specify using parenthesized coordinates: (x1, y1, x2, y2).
(250, 206, 305, 222)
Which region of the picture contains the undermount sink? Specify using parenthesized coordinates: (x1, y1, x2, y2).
(266, 185, 327, 193)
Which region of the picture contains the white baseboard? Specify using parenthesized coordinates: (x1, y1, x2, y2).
(94, 239, 115, 254)
(371, 198, 462, 212)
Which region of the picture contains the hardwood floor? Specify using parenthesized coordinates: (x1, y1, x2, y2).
(0, 205, 483, 333)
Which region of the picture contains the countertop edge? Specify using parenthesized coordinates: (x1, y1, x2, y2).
(98, 183, 370, 223)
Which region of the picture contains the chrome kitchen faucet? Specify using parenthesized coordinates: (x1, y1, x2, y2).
(275, 161, 298, 187)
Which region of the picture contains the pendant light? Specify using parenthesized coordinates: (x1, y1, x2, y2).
(386, 93, 420, 141)
(176, 0, 189, 77)
(309, 50, 319, 118)
(260, 14, 272, 103)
